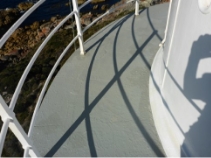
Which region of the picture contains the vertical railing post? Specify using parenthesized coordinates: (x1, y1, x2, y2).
(0, 96, 40, 157)
(23, 147, 29, 158)
(0, 118, 11, 156)
(161, 0, 181, 89)
(159, 0, 172, 47)
(72, 0, 86, 55)
(135, 0, 139, 16)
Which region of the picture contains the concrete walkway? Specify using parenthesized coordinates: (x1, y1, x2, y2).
(31, 3, 168, 157)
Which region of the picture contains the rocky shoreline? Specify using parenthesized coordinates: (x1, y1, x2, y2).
(0, 0, 134, 66)
(0, 0, 168, 65)
(0, 0, 123, 65)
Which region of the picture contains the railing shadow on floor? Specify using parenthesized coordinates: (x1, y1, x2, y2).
(45, 7, 165, 157)
(45, 12, 134, 157)
(119, 10, 164, 156)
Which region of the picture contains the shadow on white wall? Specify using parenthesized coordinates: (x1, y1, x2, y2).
(181, 34, 211, 156)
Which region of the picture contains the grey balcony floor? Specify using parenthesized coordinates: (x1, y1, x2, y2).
(31, 3, 168, 157)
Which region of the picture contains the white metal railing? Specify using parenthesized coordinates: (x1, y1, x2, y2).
(0, 0, 140, 157)
(159, 0, 172, 47)
(0, 0, 46, 49)
(0, 96, 40, 157)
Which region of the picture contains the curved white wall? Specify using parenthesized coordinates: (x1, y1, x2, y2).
(150, 0, 211, 156)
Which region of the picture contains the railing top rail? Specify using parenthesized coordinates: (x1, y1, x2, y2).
(0, 0, 46, 48)
(28, 35, 79, 137)
(8, 10, 76, 111)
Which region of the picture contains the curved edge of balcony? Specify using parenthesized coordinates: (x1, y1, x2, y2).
(149, 46, 184, 157)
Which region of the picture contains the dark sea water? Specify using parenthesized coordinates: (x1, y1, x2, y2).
(0, 0, 121, 25)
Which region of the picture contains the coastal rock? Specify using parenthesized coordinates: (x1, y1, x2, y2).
(5, 42, 14, 49)
(6, 49, 19, 56)
(0, 50, 3, 55)
(40, 22, 53, 30)
(17, 2, 33, 11)
(81, 13, 93, 26)
(91, 0, 106, 4)
(26, 30, 31, 35)
(5, 15, 14, 25)
(101, 4, 109, 11)
(93, 5, 99, 10)
(0, 9, 20, 27)
(28, 40, 35, 48)
(11, 28, 24, 39)
(30, 21, 40, 30)
(54, 19, 63, 26)
(64, 23, 76, 30)
(36, 30, 45, 40)
(41, 27, 51, 36)
(29, 34, 35, 41)
(78, 0, 86, 5)
(51, 16, 57, 23)
(82, 18, 92, 26)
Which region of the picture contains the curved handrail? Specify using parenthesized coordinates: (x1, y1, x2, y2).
(83, 9, 114, 33)
(1, 1, 93, 156)
(0, 96, 40, 157)
(83, 0, 137, 33)
(8, 0, 139, 111)
(9, 11, 76, 111)
(159, 0, 172, 46)
(79, 0, 92, 10)
(28, 1, 93, 137)
(28, 0, 91, 137)
(127, 0, 136, 3)
(28, 0, 139, 138)
(0, 0, 46, 48)
(0, 0, 141, 157)
(28, 35, 79, 137)
(9, 0, 92, 111)
(0, 10, 76, 157)
(0, 118, 10, 155)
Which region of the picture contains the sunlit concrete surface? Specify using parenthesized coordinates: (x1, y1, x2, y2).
(31, 3, 168, 157)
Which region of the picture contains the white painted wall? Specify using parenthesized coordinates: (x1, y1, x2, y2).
(150, 0, 211, 156)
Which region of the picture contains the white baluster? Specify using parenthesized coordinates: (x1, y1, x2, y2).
(135, 0, 140, 16)
(0, 96, 40, 157)
(72, 0, 86, 55)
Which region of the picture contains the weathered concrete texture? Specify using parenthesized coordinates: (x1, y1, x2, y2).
(31, 3, 168, 157)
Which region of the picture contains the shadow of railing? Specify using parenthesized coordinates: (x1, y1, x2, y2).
(45, 13, 134, 157)
(0, 0, 141, 157)
(45, 6, 166, 156)
(110, 13, 164, 156)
